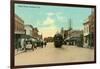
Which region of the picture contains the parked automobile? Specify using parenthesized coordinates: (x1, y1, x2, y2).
(36, 39, 43, 48)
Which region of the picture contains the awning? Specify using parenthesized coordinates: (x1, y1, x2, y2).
(64, 37, 80, 41)
(14, 31, 25, 34)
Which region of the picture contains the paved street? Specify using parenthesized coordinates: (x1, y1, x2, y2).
(15, 42, 94, 66)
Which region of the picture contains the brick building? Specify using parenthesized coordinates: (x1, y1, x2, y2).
(15, 14, 25, 34)
(83, 21, 90, 47)
(14, 14, 25, 48)
(83, 9, 95, 48)
(65, 30, 83, 46)
(32, 28, 39, 39)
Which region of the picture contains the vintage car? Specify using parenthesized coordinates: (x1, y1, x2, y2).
(36, 39, 43, 48)
(26, 38, 45, 49)
(25, 38, 36, 50)
(30, 38, 44, 48)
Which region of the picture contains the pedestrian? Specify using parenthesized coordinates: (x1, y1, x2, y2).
(20, 38, 26, 52)
(31, 38, 35, 51)
(16, 38, 21, 52)
(44, 41, 47, 47)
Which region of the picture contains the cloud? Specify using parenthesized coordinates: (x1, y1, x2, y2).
(47, 12, 55, 16)
(43, 17, 55, 26)
(46, 12, 67, 24)
(38, 12, 66, 38)
(39, 16, 58, 38)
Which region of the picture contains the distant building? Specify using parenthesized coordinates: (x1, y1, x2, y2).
(64, 30, 69, 39)
(44, 37, 53, 42)
(32, 28, 39, 39)
(69, 30, 83, 38)
(44, 37, 48, 42)
(24, 25, 33, 38)
(65, 30, 83, 46)
(38, 34, 42, 39)
(25, 25, 40, 39)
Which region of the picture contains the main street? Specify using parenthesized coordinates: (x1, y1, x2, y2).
(15, 42, 94, 66)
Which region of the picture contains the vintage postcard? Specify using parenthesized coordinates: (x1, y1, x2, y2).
(11, 1, 96, 68)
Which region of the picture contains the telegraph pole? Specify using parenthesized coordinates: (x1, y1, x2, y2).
(61, 27, 64, 38)
(68, 18, 72, 31)
(68, 18, 72, 39)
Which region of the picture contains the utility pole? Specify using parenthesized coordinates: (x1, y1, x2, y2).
(68, 18, 72, 39)
(68, 18, 72, 31)
(61, 27, 64, 38)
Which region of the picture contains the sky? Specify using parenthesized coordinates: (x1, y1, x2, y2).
(15, 3, 92, 38)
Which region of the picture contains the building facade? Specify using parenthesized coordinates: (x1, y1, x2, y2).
(32, 28, 39, 39)
(15, 14, 25, 34)
(83, 9, 95, 48)
(83, 21, 90, 47)
(44, 37, 53, 42)
(89, 10, 95, 47)
(24, 25, 33, 38)
(14, 14, 25, 48)
(66, 30, 83, 46)
(64, 30, 69, 39)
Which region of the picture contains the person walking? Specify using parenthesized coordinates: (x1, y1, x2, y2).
(21, 37, 26, 52)
(16, 38, 21, 52)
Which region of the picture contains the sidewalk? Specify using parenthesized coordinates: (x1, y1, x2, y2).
(15, 49, 26, 56)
